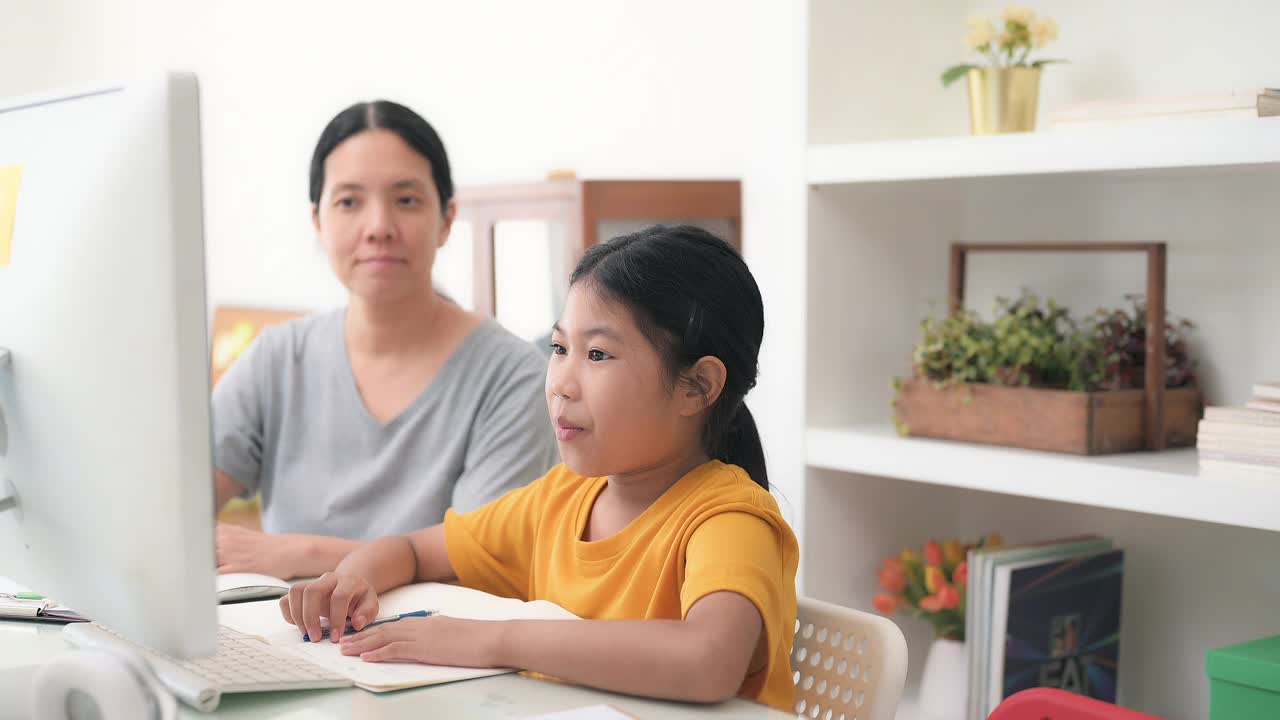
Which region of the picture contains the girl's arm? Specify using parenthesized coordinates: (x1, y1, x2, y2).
(340, 590, 765, 704)
(499, 591, 764, 702)
(338, 523, 458, 590)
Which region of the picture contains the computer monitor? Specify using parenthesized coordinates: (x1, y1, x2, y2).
(0, 72, 217, 658)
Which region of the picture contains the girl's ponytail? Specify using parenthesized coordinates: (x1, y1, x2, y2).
(710, 403, 767, 490)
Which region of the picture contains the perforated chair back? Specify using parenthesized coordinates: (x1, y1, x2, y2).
(790, 596, 908, 720)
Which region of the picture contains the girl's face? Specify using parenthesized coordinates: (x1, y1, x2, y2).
(546, 284, 709, 480)
(313, 129, 454, 305)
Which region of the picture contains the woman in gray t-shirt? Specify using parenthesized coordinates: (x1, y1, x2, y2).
(212, 101, 557, 579)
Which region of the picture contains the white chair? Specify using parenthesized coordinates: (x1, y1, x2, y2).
(790, 596, 908, 720)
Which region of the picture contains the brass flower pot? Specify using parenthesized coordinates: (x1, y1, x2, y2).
(966, 66, 1041, 134)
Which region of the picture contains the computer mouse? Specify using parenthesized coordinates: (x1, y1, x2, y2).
(215, 573, 290, 604)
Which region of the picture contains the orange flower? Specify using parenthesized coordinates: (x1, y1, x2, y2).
(936, 584, 961, 610)
(900, 548, 921, 564)
(924, 540, 944, 567)
(872, 593, 903, 615)
(879, 562, 908, 594)
(953, 561, 969, 586)
(925, 565, 947, 594)
(919, 594, 943, 612)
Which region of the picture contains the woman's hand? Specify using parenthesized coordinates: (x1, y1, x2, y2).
(339, 615, 504, 668)
(216, 523, 304, 578)
(279, 572, 381, 644)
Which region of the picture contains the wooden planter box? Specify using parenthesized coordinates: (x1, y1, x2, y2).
(893, 379, 1202, 455)
(893, 241, 1202, 454)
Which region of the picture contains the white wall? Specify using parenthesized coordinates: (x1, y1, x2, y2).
(810, 0, 1280, 143)
(1, 0, 810, 528)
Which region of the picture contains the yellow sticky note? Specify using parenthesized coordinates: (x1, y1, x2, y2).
(0, 165, 21, 267)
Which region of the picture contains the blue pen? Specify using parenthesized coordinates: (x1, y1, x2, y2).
(303, 609, 436, 641)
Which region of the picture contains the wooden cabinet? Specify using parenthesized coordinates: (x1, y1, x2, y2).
(454, 179, 741, 323)
(209, 306, 304, 387)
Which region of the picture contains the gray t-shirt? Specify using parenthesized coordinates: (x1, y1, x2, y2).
(212, 309, 558, 540)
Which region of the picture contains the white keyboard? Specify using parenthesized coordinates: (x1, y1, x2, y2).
(64, 622, 352, 711)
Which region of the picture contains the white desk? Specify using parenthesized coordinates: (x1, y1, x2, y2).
(0, 617, 793, 719)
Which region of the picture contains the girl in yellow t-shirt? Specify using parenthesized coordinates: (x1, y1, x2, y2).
(280, 225, 800, 711)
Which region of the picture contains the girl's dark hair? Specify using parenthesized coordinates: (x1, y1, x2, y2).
(570, 225, 768, 490)
(308, 100, 454, 212)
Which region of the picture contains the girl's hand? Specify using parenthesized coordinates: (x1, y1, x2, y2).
(216, 523, 303, 578)
(339, 615, 503, 668)
(279, 572, 380, 644)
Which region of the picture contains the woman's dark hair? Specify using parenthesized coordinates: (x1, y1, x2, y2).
(308, 100, 454, 212)
(570, 225, 768, 490)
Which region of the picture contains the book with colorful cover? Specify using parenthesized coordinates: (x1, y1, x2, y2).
(987, 549, 1125, 716)
(965, 536, 1114, 720)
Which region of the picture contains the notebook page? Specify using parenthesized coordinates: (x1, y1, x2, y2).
(218, 582, 578, 691)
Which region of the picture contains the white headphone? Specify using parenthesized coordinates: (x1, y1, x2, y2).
(29, 647, 176, 720)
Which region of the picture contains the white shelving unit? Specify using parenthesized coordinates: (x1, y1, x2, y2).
(808, 117, 1280, 185)
(800, 119, 1280, 720)
(808, 425, 1280, 534)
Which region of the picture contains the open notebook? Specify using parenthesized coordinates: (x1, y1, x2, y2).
(0, 575, 88, 623)
(218, 582, 579, 692)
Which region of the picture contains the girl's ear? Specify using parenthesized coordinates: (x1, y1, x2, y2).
(678, 356, 727, 418)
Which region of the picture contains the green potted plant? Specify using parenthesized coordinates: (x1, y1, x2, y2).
(893, 292, 1201, 454)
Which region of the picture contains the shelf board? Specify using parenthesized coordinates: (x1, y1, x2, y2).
(807, 116, 1280, 185)
(806, 424, 1280, 532)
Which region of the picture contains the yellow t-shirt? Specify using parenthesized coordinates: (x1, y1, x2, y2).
(443, 460, 799, 712)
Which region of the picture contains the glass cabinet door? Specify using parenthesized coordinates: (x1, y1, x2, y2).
(493, 220, 571, 348)
(434, 220, 475, 310)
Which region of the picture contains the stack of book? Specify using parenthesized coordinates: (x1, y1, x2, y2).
(965, 536, 1125, 720)
(1198, 382, 1280, 479)
(1049, 88, 1280, 128)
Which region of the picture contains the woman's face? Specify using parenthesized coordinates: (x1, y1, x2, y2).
(313, 129, 454, 305)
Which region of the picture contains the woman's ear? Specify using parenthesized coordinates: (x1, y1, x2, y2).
(678, 356, 727, 418)
(311, 205, 321, 236)
(438, 198, 457, 248)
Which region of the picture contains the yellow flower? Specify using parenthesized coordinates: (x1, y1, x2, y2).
(985, 532, 1005, 549)
(965, 16, 996, 50)
(925, 566, 946, 593)
(1029, 16, 1059, 47)
(900, 549, 921, 564)
(943, 540, 965, 565)
(1002, 5, 1035, 26)
(995, 31, 1014, 50)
